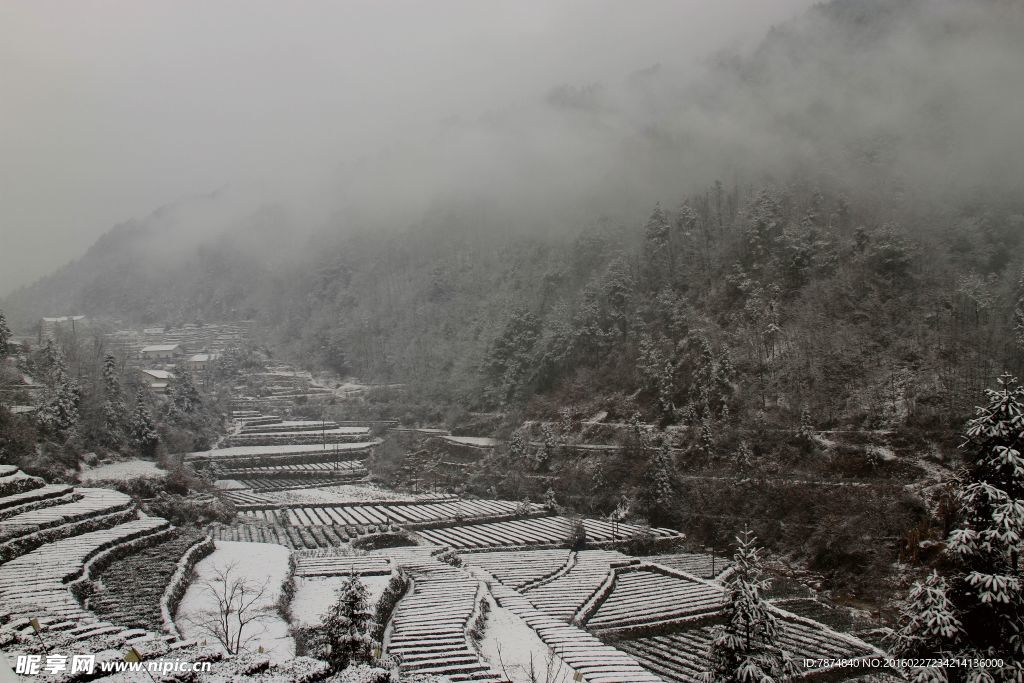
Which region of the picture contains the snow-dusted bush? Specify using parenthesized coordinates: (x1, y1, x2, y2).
(371, 569, 409, 642)
(161, 534, 215, 638)
(435, 548, 463, 567)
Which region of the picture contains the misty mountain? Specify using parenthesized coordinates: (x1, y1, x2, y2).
(5, 0, 1023, 424)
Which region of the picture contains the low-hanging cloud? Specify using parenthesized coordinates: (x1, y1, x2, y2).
(2, 0, 1022, 300)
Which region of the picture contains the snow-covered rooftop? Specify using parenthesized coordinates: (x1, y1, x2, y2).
(141, 344, 180, 352)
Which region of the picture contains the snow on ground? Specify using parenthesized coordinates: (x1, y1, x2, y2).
(79, 459, 164, 482)
(291, 575, 390, 628)
(213, 479, 248, 490)
(176, 541, 295, 662)
(441, 436, 501, 447)
(256, 484, 443, 505)
(476, 591, 576, 683)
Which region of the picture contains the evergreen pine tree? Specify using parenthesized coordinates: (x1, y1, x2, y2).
(0, 310, 11, 357)
(796, 405, 814, 442)
(643, 204, 672, 288)
(942, 374, 1024, 679)
(508, 430, 528, 459)
(315, 571, 375, 671)
(889, 572, 961, 682)
(129, 391, 159, 458)
(36, 341, 80, 437)
(702, 530, 795, 683)
(170, 369, 202, 415)
(535, 423, 557, 470)
(644, 438, 675, 524)
(1013, 270, 1024, 351)
(699, 416, 715, 456)
(101, 353, 127, 447)
(734, 440, 754, 473)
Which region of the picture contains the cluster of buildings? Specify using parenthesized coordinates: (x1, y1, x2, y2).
(104, 321, 254, 393)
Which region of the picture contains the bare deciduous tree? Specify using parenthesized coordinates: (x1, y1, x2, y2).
(183, 561, 274, 655)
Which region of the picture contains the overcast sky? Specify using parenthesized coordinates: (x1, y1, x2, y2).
(0, 0, 813, 297)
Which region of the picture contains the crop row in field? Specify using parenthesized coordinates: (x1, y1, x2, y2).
(417, 516, 682, 550)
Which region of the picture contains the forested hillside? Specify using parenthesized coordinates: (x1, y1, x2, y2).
(6, 0, 1024, 431)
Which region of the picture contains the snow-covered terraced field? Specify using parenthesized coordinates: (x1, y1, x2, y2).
(224, 484, 452, 507)
(460, 548, 572, 589)
(616, 615, 880, 682)
(235, 474, 367, 491)
(240, 498, 528, 528)
(587, 568, 724, 630)
(293, 553, 392, 577)
(223, 426, 371, 447)
(210, 522, 392, 548)
(238, 420, 340, 434)
(383, 551, 509, 682)
(79, 459, 166, 482)
(0, 483, 76, 518)
(489, 583, 665, 683)
(221, 488, 280, 505)
(416, 516, 681, 550)
(0, 516, 171, 622)
(521, 550, 636, 622)
(0, 487, 132, 537)
(186, 441, 377, 463)
(636, 552, 728, 579)
(0, 469, 46, 498)
(218, 460, 366, 475)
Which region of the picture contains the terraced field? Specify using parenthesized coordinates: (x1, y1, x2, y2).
(381, 550, 509, 682)
(293, 552, 392, 577)
(87, 529, 206, 629)
(215, 460, 367, 479)
(0, 516, 172, 622)
(417, 516, 682, 550)
(241, 498, 530, 528)
(238, 419, 340, 434)
(234, 473, 368, 492)
(210, 520, 397, 548)
(188, 442, 374, 462)
(637, 552, 728, 579)
(587, 568, 724, 630)
(489, 583, 664, 683)
(460, 548, 572, 589)
(616, 615, 882, 682)
(222, 426, 370, 447)
(520, 550, 635, 622)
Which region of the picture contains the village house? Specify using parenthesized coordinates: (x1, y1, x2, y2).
(185, 352, 219, 372)
(137, 368, 175, 393)
(139, 343, 184, 361)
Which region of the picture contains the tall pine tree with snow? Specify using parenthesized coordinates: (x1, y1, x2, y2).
(35, 341, 80, 437)
(0, 310, 11, 357)
(170, 369, 202, 416)
(643, 204, 673, 288)
(889, 572, 962, 682)
(129, 391, 159, 458)
(795, 405, 814, 443)
(101, 353, 127, 448)
(1014, 269, 1024, 352)
(943, 374, 1024, 680)
(314, 571, 376, 672)
(643, 438, 675, 526)
(892, 374, 1024, 681)
(702, 529, 795, 683)
(734, 440, 754, 473)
